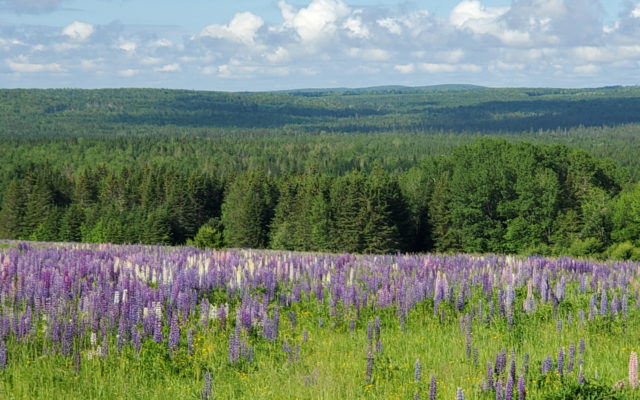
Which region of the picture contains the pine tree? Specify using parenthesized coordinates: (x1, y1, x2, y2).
(221, 171, 272, 249)
(0, 179, 26, 239)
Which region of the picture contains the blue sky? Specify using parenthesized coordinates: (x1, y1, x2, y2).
(1, 0, 638, 90)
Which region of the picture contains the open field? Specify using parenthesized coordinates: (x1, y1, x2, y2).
(0, 242, 639, 398)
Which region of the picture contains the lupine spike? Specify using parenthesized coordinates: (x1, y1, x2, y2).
(429, 375, 436, 400)
(630, 351, 638, 389)
(517, 374, 526, 400)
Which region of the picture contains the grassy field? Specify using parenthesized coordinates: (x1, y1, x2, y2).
(0, 243, 638, 399)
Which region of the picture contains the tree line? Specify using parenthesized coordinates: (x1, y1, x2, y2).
(2, 139, 640, 260)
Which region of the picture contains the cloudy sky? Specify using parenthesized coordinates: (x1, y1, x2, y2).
(1, 0, 639, 90)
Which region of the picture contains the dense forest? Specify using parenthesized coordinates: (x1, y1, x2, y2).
(1, 87, 640, 259)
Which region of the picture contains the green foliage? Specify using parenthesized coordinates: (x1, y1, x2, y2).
(188, 218, 224, 249)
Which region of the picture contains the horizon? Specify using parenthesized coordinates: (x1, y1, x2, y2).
(1, 0, 639, 91)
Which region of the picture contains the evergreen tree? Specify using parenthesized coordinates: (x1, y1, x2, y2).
(221, 171, 273, 249)
(0, 179, 26, 239)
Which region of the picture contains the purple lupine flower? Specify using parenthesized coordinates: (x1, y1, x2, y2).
(228, 333, 237, 364)
(375, 316, 381, 341)
(429, 375, 436, 400)
(558, 347, 564, 376)
(456, 387, 464, 400)
(622, 293, 629, 320)
(367, 321, 373, 347)
(187, 329, 193, 354)
(288, 311, 296, 330)
(510, 351, 516, 382)
(0, 340, 6, 370)
(415, 358, 421, 382)
(600, 290, 608, 316)
(578, 365, 585, 385)
(611, 293, 619, 318)
(505, 373, 513, 400)
(499, 349, 507, 374)
(168, 314, 180, 355)
(579, 338, 585, 356)
(496, 379, 504, 400)
(365, 346, 373, 383)
(474, 348, 479, 365)
(579, 309, 585, 325)
(541, 355, 553, 375)
(486, 361, 494, 391)
(556, 318, 562, 334)
(133, 328, 141, 354)
(101, 331, 108, 358)
(466, 331, 472, 359)
(568, 343, 575, 374)
(247, 344, 254, 364)
(517, 374, 526, 400)
(201, 371, 212, 400)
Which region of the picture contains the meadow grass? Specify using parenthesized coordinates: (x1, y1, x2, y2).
(1, 287, 639, 398)
(0, 245, 638, 399)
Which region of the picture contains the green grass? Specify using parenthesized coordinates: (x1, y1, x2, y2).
(1, 285, 639, 399)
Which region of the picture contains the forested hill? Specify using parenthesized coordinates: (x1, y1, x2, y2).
(2, 86, 640, 137)
(2, 87, 640, 260)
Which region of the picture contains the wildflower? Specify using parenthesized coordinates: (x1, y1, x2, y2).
(201, 371, 212, 400)
(496, 379, 504, 400)
(0, 340, 6, 370)
(168, 314, 180, 355)
(486, 361, 494, 391)
(541, 355, 553, 375)
(505, 373, 513, 400)
(429, 375, 436, 400)
(414, 358, 421, 382)
(629, 351, 638, 389)
(456, 387, 464, 400)
(365, 347, 373, 383)
(557, 347, 564, 377)
(517, 374, 526, 400)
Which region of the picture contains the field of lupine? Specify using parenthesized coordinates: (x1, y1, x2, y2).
(1, 242, 640, 399)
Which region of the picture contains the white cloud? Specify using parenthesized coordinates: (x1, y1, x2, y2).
(347, 47, 390, 62)
(118, 69, 140, 77)
(265, 47, 290, 63)
(343, 12, 370, 38)
(118, 41, 137, 52)
(632, 3, 640, 18)
(418, 63, 482, 73)
(151, 39, 173, 48)
(140, 57, 162, 66)
(449, 0, 508, 33)
(62, 21, 94, 42)
(78, 59, 102, 72)
(394, 63, 415, 74)
(437, 49, 465, 64)
(155, 63, 181, 72)
(8, 57, 64, 73)
(199, 12, 264, 46)
(491, 60, 525, 71)
(278, 0, 350, 44)
(377, 18, 402, 35)
(573, 64, 600, 75)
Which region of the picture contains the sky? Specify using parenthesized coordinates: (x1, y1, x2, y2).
(0, 0, 639, 91)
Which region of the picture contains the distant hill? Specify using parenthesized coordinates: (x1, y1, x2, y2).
(2, 85, 640, 138)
